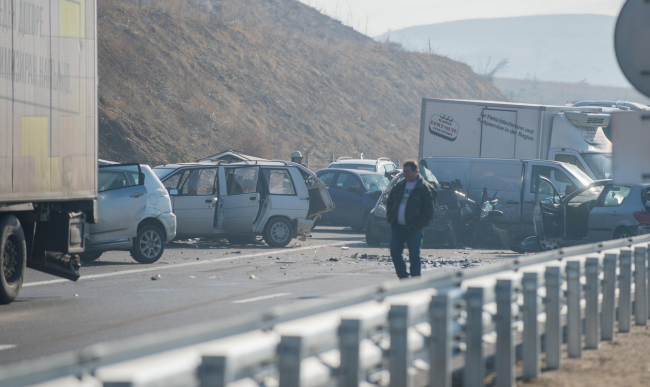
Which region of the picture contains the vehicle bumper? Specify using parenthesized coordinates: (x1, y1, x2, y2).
(159, 212, 177, 241)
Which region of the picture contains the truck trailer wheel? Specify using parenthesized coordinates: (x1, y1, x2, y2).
(131, 225, 165, 264)
(0, 215, 27, 304)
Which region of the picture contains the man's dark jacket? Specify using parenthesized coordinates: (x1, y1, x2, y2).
(386, 175, 437, 229)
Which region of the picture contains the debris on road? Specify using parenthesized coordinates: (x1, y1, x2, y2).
(329, 258, 339, 262)
(189, 276, 196, 278)
(341, 247, 349, 250)
(225, 251, 242, 255)
(151, 274, 161, 280)
(250, 274, 259, 280)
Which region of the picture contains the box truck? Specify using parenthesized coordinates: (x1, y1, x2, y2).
(418, 99, 616, 180)
(0, 0, 98, 303)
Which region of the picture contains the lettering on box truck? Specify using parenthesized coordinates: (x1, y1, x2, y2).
(428, 114, 459, 141)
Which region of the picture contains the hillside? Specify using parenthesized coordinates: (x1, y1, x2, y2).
(97, 0, 502, 166)
(377, 15, 628, 87)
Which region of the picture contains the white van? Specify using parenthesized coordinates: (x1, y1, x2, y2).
(421, 157, 593, 238)
(153, 161, 334, 247)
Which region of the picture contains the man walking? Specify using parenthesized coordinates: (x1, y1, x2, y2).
(386, 161, 436, 279)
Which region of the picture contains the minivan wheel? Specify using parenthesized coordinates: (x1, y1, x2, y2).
(263, 218, 293, 247)
(538, 236, 560, 251)
(0, 215, 26, 304)
(80, 252, 103, 263)
(131, 225, 165, 264)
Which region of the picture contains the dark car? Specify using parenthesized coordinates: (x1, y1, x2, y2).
(315, 169, 390, 231)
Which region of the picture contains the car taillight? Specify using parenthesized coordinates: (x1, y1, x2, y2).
(633, 212, 650, 225)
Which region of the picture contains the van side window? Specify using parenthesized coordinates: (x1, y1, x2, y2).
(263, 169, 296, 195)
(162, 171, 185, 191)
(469, 162, 521, 192)
(180, 168, 218, 196)
(226, 167, 260, 195)
(554, 154, 588, 175)
(531, 166, 575, 195)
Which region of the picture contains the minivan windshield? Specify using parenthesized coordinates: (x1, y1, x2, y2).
(153, 167, 176, 180)
(361, 175, 389, 191)
(581, 153, 612, 180)
(563, 163, 594, 187)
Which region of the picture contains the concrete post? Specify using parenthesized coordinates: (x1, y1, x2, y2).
(601, 253, 618, 341)
(585, 257, 600, 349)
(544, 266, 562, 369)
(522, 272, 541, 378)
(635, 246, 647, 326)
(495, 279, 515, 387)
(464, 287, 485, 387)
(566, 261, 582, 358)
(619, 249, 633, 333)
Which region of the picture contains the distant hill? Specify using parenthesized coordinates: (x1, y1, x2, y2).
(97, 0, 502, 167)
(377, 15, 629, 87)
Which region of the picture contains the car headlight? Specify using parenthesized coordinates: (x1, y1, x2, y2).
(374, 204, 387, 218)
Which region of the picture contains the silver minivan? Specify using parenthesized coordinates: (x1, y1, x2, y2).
(421, 157, 593, 238)
(153, 160, 334, 247)
(82, 164, 177, 263)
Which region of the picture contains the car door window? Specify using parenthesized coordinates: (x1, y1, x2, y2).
(98, 165, 141, 192)
(600, 186, 631, 207)
(531, 166, 575, 195)
(318, 171, 337, 187)
(263, 169, 296, 195)
(180, 168, 218, 195)
(162, 171, 185, 191)
(538, 178, 561, 205)
(226, 167, 260, 195)
(333, 173, 362, 191)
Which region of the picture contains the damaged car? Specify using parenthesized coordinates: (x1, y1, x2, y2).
(153, 161, 334, 247)
(533, 177, 650, 250)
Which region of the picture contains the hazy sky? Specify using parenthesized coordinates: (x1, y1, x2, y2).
(298, 0, 625, 36)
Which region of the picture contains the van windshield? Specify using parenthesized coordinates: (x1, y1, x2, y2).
(563, 163, 594, 187)
(581, 153, 612, 180)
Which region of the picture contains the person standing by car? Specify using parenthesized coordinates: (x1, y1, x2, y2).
(291, 151, 305, 165)
(386, 160, 436, 279)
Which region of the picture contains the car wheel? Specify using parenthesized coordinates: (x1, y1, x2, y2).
(0, 215, 26, 304)
(614, 227, 633, 240)
(80, 252, 103, 263)
(131, 225, 165, 264)
(538, 236, 560, 251)
(365, 216, 381, 246)
(263, 218, 293, 247)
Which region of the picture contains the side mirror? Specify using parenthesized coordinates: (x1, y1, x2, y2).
(169, 189, 179, 196)
(348, 187, 360, 194)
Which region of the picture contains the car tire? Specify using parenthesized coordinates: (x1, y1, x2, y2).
(0, 215, 26, 305)
(614, 227, 634, 240)
(365, 216, 381, 246)
(263, 217, 293, 247)
(130, 225, 165, 264)
(538, 236, 560, 251)
(80, 252, 103, 263)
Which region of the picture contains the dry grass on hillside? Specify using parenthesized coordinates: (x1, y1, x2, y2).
(98, 0, 503, 166)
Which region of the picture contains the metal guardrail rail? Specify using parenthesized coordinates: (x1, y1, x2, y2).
(2, 235, 650, 387)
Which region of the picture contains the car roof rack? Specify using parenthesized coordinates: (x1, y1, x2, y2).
(336, 156, 353, 161)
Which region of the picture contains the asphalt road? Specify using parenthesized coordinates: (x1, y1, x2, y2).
(0, 227, 519, 366)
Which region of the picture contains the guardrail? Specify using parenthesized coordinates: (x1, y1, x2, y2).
(3, 235, 650, 387)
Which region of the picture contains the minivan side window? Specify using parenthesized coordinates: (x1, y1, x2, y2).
(469, 162, 521, 192)
(554, 154, 588, 175)
(226, 167, 260, 195)
(180, 168, 218, 195)
(162, 171, 185, 191)
(98, 165, 141, 192)
(263, 169, 296, 195)
(531, 166, 574, 195)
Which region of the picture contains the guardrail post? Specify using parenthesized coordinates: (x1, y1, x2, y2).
(278, 336, 303, 387)
(544, 266, 562, 370)
(430, 291, 453, 387)
(619, 249, 633, 333)
(495, 279, 514, 387)
(464, 287, 485, 387)
(566, 261, 582, 358)
(339, 319, 362, 387)
(390, 304, 411, 387)
(522, 272, 540, 378)
(635, 246, 648, 326)
(585, 257, 600, 349)
(601, 253, 618, 341)
(200, 355, 229, 387)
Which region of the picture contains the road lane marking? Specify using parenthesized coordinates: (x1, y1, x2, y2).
(0, 345, 15, 351)
(232, 293, 291, 304)
(23, 240, 358, 288)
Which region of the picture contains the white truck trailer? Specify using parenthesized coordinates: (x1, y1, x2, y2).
(418, 99, 615, 180)
(0, 0, 98, 303)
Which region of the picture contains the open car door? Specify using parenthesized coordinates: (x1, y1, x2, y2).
(533, 176, 564, 237)
(294, 164, 335, 218)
